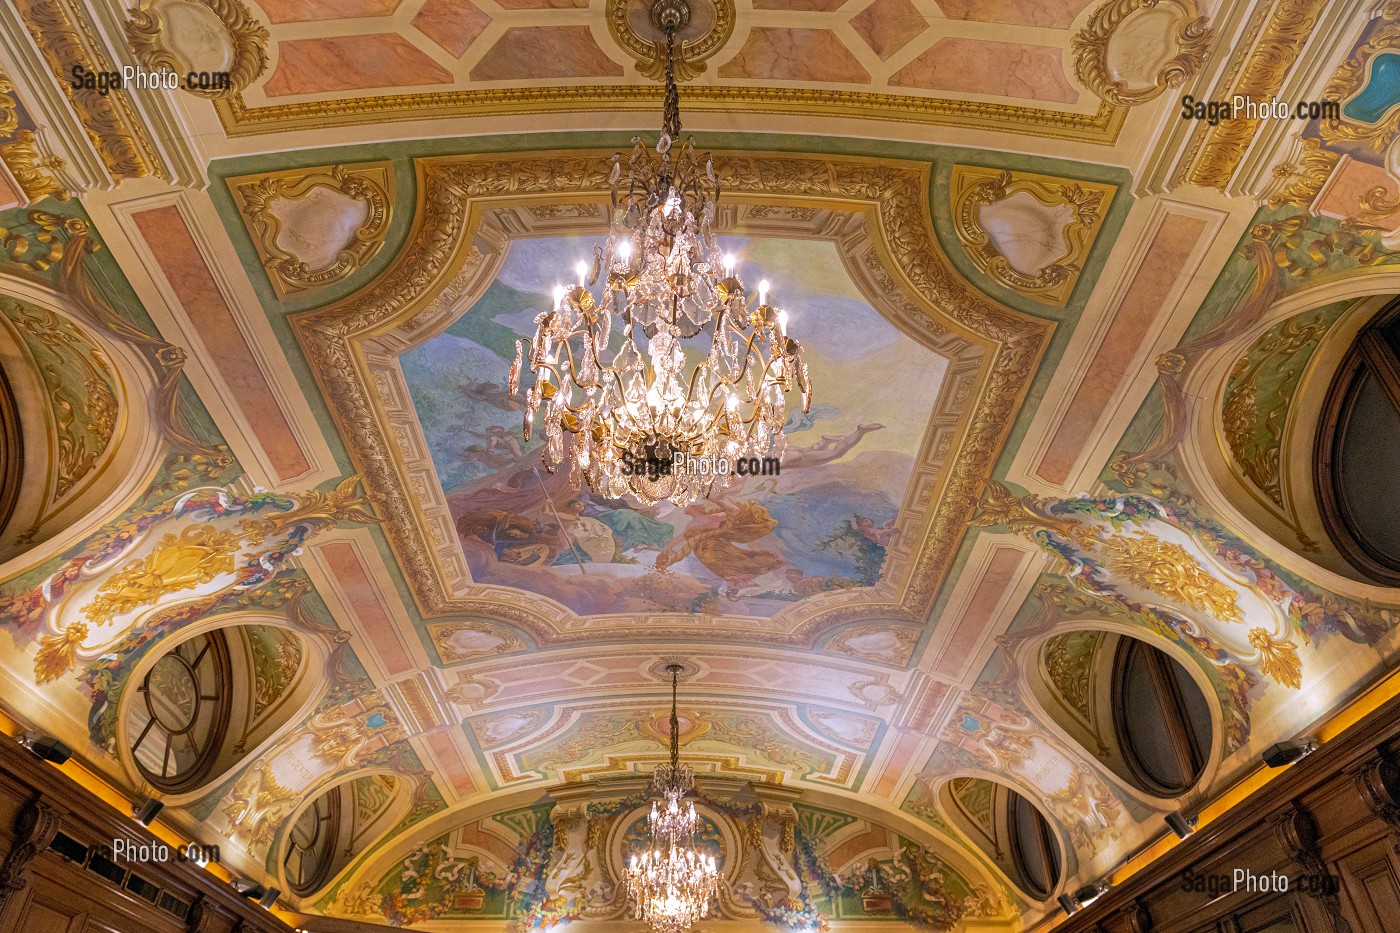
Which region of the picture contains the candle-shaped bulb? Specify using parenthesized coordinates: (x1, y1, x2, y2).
(777, 310, 788, 336)
(576, 260, 587, 283)
(619, 239, 632, 262)
(553, 285, 565, 311)
(759, 279, 770, 306)
(723, 253, 735, 275)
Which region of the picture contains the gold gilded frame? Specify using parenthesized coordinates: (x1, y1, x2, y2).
(1072, 0, 1212, 106)
(1318, 10, 1400, 155)
(291, 150, 1050, 647)
(125, 0, 270, 99)
(951, 166, 1116, 307)
(230, 163, 393, 297)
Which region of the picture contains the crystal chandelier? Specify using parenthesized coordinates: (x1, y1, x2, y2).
(508, 0, 811, 506)
(625, 664, 718, 933)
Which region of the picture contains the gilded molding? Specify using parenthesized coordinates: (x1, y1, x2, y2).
(292, 151, 1049, 643)
(607, 0, 734, 81)
(13, 0, 165, 180)
(1072, 0, 1212, 106)
(231, 163, 393, 297)
(0, 131, 71, 202)
(215, 88, 1127, 146)
(1263, 137, 1340, 210)
(0, 71, 18, 139)
(950, 166, 1115, 307)
(1317, 12, 1400, 155)
(1185, 0, 1328, 189)
(125, 0, 270, 98)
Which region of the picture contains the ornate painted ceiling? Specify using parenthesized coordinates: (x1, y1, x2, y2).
(2, 0, 1400, 931)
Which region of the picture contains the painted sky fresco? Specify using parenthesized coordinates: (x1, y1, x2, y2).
(401, 235, 947, 617)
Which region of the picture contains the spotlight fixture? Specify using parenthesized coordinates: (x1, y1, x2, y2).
(131, 797, 163, 826)
(1058, 881, 1109, 915)
(258, 887, 281, 909)
(232, 880, 264, 899)
(1074, 881, 1110, 908)
(1165, 809, 1197, 839)
(17, 731, 72, 765)
(1263, 739, 1316, 768)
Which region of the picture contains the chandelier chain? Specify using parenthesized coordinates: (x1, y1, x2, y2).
(662, 21, 681, 142)
(669, 665, 680, 770)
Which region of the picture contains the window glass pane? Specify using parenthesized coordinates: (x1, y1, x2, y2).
(1122, 647, 1186, 790)
(1337, 371, 1400, 568)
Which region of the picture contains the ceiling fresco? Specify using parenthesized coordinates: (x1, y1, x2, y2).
(1, 1, 1400, 932)
(403, 233, 945, 618)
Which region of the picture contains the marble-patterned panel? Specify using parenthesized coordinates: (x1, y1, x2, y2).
(263, 34, 455, 96)
(413, 0, 493, 59)
(891, 38, 1078, 104)
(850, 0, 926, 61)
(471, 26, 624, 81)
(933, 0, 1094, 28)
(718, 27, 870, 84)
(253, 0, 403, 23)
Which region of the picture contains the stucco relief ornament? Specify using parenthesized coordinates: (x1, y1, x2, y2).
(6, 476, 376, 683)
(970, 481, 1383, 693)
(1072, 0, 1212, 105)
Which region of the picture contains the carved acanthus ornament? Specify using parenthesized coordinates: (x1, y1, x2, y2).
(951, 166, 1115, 306)
(13, 0, 165, 181)
(1184, 0, 1328, 189)
(1072, 0, 1212, 106)
(1263, 138, 1341, 210)
(606, 0, 733, 81)
(1274, 803, 1353, 933)
(125, 0, 269, 98)
(0, 799, 61, 913)
(0, 70, 70, 202)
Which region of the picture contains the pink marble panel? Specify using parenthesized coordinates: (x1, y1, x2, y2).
(851, 0, 926, 60)
(130, 206, 312, 481)
(471, 26, 623, 80)
(932, 547, 1025, 678)
(263, 34, 454, 96)
(718, 28, 869, 84)
(934, 0, 1094, 28)
(254, 0, 402, 23)
(476, 652, 879, 709)
(425, 731, 479, 797)
(414, 0, 492, 58)
(754, 0, 850, 10)
(1316, 156, 1400, 231)
(890, 38, 1078, 104)
(870, 730, 925, 798)
(316, 540, 416, 676)
(0, 170, 20, 211)
(1035, 213, 1209, 485)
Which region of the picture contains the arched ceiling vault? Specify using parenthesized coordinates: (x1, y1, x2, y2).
(1, 0, 1400, 931)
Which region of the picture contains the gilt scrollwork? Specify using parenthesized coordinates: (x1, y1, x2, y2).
(125, 0, 269, 98)
(1072, 0, 1212, 106)
(951, 166, 1114, 306)
(233, 163, 393, 296)
(606, 0, 734, 81)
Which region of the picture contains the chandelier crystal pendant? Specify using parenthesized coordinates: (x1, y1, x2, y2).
(508, 0, 812, 507)
(625, 664, 719, 933)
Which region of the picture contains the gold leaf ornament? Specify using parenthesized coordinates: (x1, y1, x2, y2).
(1100, 530, 1244, 623)
(34, 622, 88, 684)
(1248, 627, 1302, 689)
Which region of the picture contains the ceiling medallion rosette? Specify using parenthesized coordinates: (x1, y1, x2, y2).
(508, 0, 811, 507)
